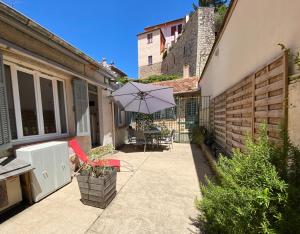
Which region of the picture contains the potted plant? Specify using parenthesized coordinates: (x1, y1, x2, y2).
(76, 145, 117, 209)
(76, 163, 117, 209)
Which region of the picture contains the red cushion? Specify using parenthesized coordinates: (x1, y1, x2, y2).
(69, 139, 120, 170)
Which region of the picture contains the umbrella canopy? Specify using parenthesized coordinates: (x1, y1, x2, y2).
(112, 82, 176, 114)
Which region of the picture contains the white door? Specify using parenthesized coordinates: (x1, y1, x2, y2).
(53, 142, 71, 189)
(30, 148, 56, 202)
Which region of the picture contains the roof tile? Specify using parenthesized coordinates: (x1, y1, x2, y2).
(152, 77, 200, 93)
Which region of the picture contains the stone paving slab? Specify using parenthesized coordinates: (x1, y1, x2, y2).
(87, 144, 211, 234)
(0, 144, 212, 234)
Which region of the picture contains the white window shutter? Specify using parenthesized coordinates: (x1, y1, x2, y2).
(73, 79, 90, 136)
(0, 54, 12, 151)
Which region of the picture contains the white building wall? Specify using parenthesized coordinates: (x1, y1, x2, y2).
(200, 0, 300, 98)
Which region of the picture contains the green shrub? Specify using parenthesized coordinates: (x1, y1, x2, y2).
(88, 144, 114, 161)
(135, 113, 153, 130)
(117, 74, 180, 85)
(270, 130, 300, 233)
(190, 126, 206, 145)
(196, 126, 287, 234)
(140, 74, 179, 84)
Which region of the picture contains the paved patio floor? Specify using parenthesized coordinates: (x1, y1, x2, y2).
(0, 143, 213, 234)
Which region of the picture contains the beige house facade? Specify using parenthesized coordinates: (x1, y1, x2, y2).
(0, 3, 125, 157)
(138, 28, 164, 78)
(199, 0, 300, 146)
(137, 18, 185, 78)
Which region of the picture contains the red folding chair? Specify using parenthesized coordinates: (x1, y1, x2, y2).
(69, 139, 121, 171)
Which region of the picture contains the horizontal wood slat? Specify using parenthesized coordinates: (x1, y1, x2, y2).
(254, 110, 283, 118)
(255, 95, 283, 107)
(255, 80, 284, 96)
(255, 64, 284, 85)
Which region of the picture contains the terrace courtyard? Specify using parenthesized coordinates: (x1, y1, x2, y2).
(0, 143, 213, 234)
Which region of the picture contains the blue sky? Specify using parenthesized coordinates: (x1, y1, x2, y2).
(2, 0, 195, 78)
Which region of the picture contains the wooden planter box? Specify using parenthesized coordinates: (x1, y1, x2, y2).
(76, 169, 117, 209)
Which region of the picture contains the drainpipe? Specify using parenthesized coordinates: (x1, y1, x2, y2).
(111, 101, 116, 149)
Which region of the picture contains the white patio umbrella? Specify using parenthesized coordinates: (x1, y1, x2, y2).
(111, 82, 176, 114)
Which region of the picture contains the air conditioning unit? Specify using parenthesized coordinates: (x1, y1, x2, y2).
(16, 141, 71, 202)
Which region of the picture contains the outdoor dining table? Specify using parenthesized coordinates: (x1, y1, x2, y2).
(143, 129, 162, 148)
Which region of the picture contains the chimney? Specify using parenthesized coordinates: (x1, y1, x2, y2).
(183, 64, 190, 78)
(185, 15, 190, 23)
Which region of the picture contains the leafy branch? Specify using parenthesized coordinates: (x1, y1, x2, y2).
(277, 43, 300, 71)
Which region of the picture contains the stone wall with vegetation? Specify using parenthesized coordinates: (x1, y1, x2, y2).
(139, 62, 162, 79)
(161, 8, 215, 77)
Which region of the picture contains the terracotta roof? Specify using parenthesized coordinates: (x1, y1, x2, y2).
(153, 77, 200, 94)
(144, 17, 185, 31)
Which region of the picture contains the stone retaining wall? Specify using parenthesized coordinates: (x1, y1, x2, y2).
(161, 8, 215, 77)
(139, 62, 162, 79)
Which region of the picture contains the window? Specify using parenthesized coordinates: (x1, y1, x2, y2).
(104, 77, 110, 84)
(147, 33, 153, 44)
(4, 64, 68, 141)
(153, 111, 161, 120)
(178, 24, 183, 34)
(114, 104, 125, 128)
(40, 77, 56, 134)
(4, 65, 17, 139)
(57, 81, 67, 134)
(148, 56, 153, 65)
(17, 71, 39, 136)
(171, 26, 176, 36)
(185, 98, 197, 117)
(153, 107, 175, 120)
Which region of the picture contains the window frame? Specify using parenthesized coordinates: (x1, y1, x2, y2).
(178, 24, 183, 34)
(147, 33, 153, 44)
(4, 61, 69, 143)
(148, 55, 153, 66)
(171, 26, 177, 36)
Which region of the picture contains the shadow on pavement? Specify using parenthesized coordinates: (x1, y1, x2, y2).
(117, 144, 168, 154)
(0, 201, 29, 224)
(190, 144, 215, 185)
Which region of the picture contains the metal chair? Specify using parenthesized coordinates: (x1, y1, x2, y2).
(160, 129, 175, 150)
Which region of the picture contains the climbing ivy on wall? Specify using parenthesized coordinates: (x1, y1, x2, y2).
(117, 74, 179, 85)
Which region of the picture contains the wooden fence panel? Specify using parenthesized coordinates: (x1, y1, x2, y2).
(226, 75, 253, 152)
(210, 51, 288, 152)
(213, 92, 226, 146)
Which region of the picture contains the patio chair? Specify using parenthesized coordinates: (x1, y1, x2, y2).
(160, 130, 175, 150)
(69, 139, 121, 171)
(127, 126, 136, 143)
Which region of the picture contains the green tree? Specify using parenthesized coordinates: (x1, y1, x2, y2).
(193, 0, 227, 10)
(214, 4, 227, 32)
